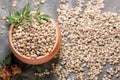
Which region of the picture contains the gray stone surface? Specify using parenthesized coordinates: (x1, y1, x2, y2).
(0, 0, 120, 80)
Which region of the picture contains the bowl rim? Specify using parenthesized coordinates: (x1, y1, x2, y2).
(9, 18, 61, 65)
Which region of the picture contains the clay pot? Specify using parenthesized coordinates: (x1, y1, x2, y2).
(9, 19, 61, 65)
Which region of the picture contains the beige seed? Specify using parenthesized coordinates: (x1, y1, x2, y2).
(34, 2, 40, 7)
(0, 32, 3, 35)
(2, 16, 6, 20)
(12, 3, 16, 7)
(41, 0, 46, 3)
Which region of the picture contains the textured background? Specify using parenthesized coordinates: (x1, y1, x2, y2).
(0, 0, 120, 80)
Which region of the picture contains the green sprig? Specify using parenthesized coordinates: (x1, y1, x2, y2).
(37, 5, 43, 13)
(36, 15, 43, 23)
(6, 3, 51, 27)
(41, 14, 51, 19)
(0, 53, 12, 67)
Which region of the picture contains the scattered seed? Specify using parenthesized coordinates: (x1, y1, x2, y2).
(12, 0, 17, 7)
(41, 0, 46, 3)
(0, 32, 3, 35)
(1, 26, 5, 29)
(2, 16, 6, 20)
(34, 1, 40, 7)
(35, 0, 120, 79)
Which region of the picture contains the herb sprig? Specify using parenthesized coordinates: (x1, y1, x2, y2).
(0, 53, 12, 67)
(6, 3, 51, 27)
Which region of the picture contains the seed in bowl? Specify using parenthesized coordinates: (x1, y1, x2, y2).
(12, 20, 56, 58)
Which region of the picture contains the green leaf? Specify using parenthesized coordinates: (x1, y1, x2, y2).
(23, 3, 31, 15)
(37, 5, 42, 13)
(3, 53, 11, 66)
(26, 3, 30, 12)
(22, 19, 27, 26)
(16, 12, 20, 15)
(0, 59, 4, 67)
(15, 15, 21, 19)
(15, 22, 20, 27)
(36, 15, 42, 23)
(41, 14, 51, 19)
(28, 15, 33, 23)
(6, 15, 16, 24)
(6, 17, 14, 23)
(0, 53, 12, 67)
(35, 65, 42, 73)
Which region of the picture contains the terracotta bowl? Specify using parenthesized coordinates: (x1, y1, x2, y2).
(9, 19, 61, 65)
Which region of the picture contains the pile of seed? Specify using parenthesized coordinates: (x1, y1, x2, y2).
(12, 18, 56, 58)
(36, 0, 120, 79)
